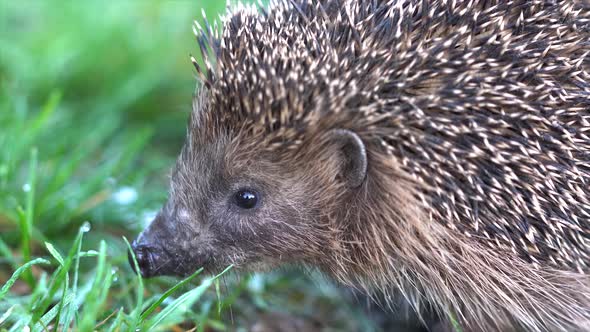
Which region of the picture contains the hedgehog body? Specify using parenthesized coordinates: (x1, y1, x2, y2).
(133, 0, 590, 331)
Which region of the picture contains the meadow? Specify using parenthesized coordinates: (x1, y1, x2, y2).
(0, 1, 373, 331)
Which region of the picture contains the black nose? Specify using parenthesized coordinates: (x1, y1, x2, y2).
(129, 240, 158, 278)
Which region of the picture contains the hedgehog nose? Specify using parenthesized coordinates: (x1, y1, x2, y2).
(129, 240, 159, 278)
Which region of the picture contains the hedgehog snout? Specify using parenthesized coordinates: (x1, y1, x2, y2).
(129, 239, 164, 278)
(129, 212, 174, 278)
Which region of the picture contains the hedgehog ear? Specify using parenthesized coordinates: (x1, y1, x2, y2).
(328, 129, 367, 189)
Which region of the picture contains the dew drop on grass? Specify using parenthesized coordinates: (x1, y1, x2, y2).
(80, 221, 91, 232)
(22, 183, 31, 192)
(112, 267, 119, 281)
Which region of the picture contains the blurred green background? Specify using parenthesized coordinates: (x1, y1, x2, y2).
(0, 1, 373, 331)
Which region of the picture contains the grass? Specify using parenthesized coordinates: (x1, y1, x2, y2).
(0, 1, 374, 331)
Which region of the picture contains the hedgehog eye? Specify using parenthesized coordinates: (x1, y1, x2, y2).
(234, 189, 259, 209)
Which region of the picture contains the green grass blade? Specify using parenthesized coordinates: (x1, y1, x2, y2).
(33, 292, 75, 332)
(75, 250, 99, 258)
(0, 236, 14, 266)
(30, 225, 87, 323)
(123, 236, 143, 332)
(106, 307, 125, 332)
(139, 267, 204, 322)
(44, 242, 65, 266)
(0, 257, 50, 301)
(78, 240, 113, 332)
(42, 240, 72, 331)
(29, 90, 61, 136)
(448, 312, 463, 332)
(58, 222, 89, 331)
(19, 147, 38, 288)
(215, 278, 221, 316)
(7, 316, 31, 332)
(144, 265, 233, 331)
(52, 267, 70, 331)
(27, 272, 48, 312)
(144, 281, 211, 331)
(0, 305, 15, 325)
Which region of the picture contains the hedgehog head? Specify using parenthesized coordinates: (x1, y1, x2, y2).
(130, 2, 377, 277)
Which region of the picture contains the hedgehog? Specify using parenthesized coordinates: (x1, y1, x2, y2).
(129, 0, 590, 331)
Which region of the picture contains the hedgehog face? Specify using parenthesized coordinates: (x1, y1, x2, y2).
(130, 127, 368, 278)
(130, 136, 311, 277)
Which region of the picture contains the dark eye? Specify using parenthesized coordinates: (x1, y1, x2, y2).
(234, 189, 259, 209)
